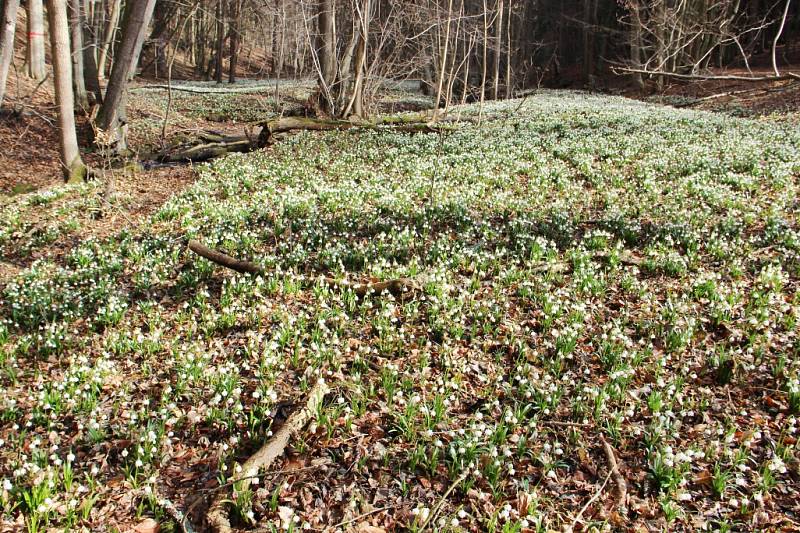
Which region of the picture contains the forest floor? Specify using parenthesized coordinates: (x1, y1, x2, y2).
(1, 83, 799, 533)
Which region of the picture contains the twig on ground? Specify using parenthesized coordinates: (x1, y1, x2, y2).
(569, 471, 612, 531)
(419, 471, 468, 531)
(133, 488, 196, 533)
(206, 380, 329, 533)
(599, 435, 627, 510)
(188, 239, 419, 297)
(333, 505, 396, 529)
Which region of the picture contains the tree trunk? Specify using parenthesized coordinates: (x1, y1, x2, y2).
(505, 0, 512, 98)
(95, 0, 156, 151)
(655, 0, 666, 91)
(228, 0, 241, 83)
(81, 0, 102, 104)
(629, 1, 644, 90)
(214, 0, 223, 83)
(493, 0, 503, 100)
(68, 0, 88, 108)
(0, 0, 19, 107)
(97, 0, 121, 80)
(317, 0, 336, 87)
(26, 0, 46, 80)
(275, 0, 285, 77)
(582, 0, 594, 83)
(128, 0, 153, 81)
(47, 0, 87, 182)
(434, 0, 454, 117)
(479, 0, 488, 119)
(343, 0, 370, 118)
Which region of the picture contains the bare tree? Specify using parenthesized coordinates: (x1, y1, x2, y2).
(26, 0, 47, 80)
(97, 0, 121, 80)
(95, 0, 156, 151)
(772, 0, 792, 76)
(0, 0, 20, 107)
(47, 0, 88, 182)
(69, 0, 88, 107)
(619, 0, 799, 84)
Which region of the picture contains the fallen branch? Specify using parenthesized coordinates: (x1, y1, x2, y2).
(673, 83, 798, 108)
(151, 135, 255, 164)
(324, 277, 418, 298)
(617, 67, 800, 82)
(569, 471, 612, 530)
(187, 239, 419, 297)
(133, 488, 197, 533)
(132, 83, 278, 95)
(599, 435, 627, 510)
(256, 116, 452, 147)
(419, 471, 469, 531)
(206, 380, 329, 533)
(188, 240, 263, 275)
(530, 251, 644, 274)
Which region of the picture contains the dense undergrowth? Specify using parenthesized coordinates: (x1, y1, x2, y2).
(1, 91, 799, 532)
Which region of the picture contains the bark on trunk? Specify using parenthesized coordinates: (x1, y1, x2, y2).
(0, 0, 20, 107)
(629, 1, 644, 90)
(317, 0, 336, 87)
(97, 0, 121, 80)
(47, 0, 88, 182)
(228, 0, 241, 83)
(69, 0, 88, 108)
(95, 0, 156, 151)
(493, 0, 504, 100)
(26, 0, 46, 80)
(214, 0, 224, 83)
(81, 2, 103, 104)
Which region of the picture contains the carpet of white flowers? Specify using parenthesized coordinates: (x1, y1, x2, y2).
(1, 91, 799, 532)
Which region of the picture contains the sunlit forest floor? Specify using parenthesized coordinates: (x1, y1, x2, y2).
(1, 90, 799, 532)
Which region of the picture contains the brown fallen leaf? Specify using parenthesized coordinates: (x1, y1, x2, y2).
(693, 469, 712, 487)
(132, 518, 160, 533)
(355, 525, 386, 533)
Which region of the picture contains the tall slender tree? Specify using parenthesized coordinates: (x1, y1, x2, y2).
(97, 0, 121, 80)
(47, 0, 88, 182)
(0, 0, 20, 107)
(68, 0, 88, 107)
(95, 0, 156, 151)
(26, 0, 47, 80)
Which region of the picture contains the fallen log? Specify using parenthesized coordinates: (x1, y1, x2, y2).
(188, 240, 263, 274)
(206, 380, 329, 533)
(256, 116, 449, 147)
(154, 137, 258, 163)
(187, 239, 419, 297)
(146, 109, 481, 165)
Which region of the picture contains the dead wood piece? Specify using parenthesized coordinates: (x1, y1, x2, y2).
(323, 276, 418, 298)
(600, 435, 628, 510)
(132, 84, 274, 95)
(256, 116, 457, 147)
(206, 380, 329, 533)
(188, 240, 264, 274)
(156, 137, 255, 163)
(187, 240, 418, 298)
(569, 471, 612, 529)
(530, 251, 643, 275)
(132, 489, 196, 533)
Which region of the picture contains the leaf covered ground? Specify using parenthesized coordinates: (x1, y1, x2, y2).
(1, 91, 799, 532)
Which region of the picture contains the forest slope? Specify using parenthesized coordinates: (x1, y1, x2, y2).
(1, 92, 799, 532)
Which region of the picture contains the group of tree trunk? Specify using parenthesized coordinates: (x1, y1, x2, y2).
(0, 0, 797, 180)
